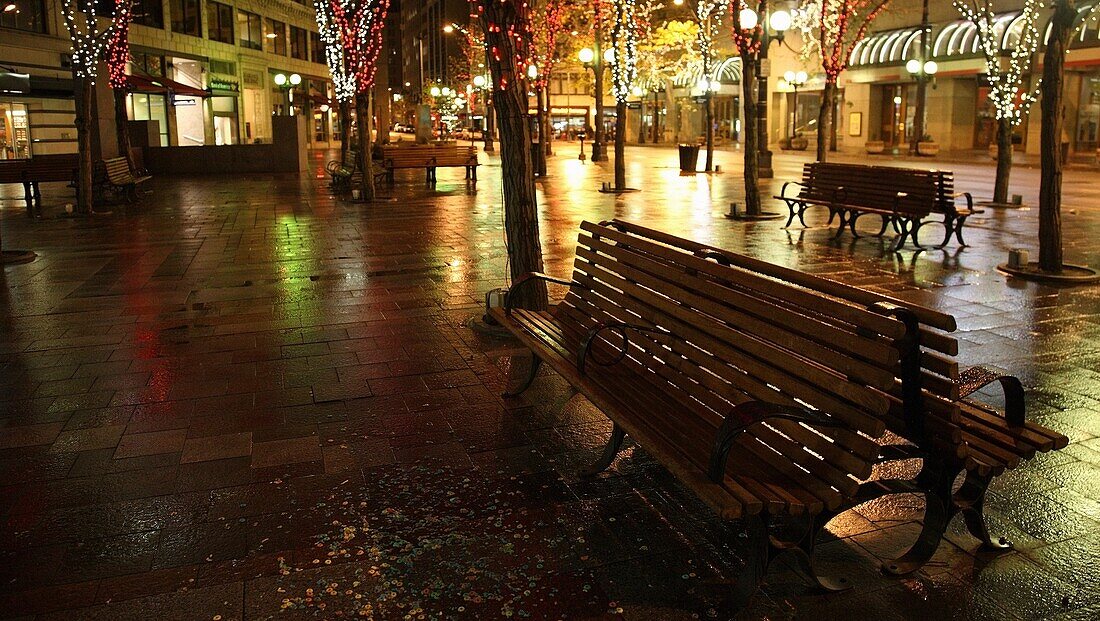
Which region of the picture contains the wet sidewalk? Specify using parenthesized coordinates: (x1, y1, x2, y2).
(0, 147, 1098, 619)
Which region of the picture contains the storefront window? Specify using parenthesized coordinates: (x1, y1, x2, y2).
(131, 52, 166, 77)
(290, 26, 308, 60)
(212, 96, 238, 145)
(128, 93, 169, 146)
(265, 19, 287, 56)
(0, 103, 31, 159)
(0, 0, 47, 33)
(238, 11, 262, 50)
(171, 0, 201, 37)
(1076, 77, 1100, 152)
(208, 2, 233, 43)
(132, 0, 163, 28)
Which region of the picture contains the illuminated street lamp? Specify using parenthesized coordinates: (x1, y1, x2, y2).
(782, 70, 808, 141)
(907, 58, 938, 153)
(273, 73, 301, 116)
(735, 6, 792, 178)
(578, 46, 607, 161)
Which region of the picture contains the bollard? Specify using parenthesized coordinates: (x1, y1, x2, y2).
(1008, 249, 1029, 268)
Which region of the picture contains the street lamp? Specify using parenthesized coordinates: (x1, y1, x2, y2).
(273, 73, 301, 116)
(906, 58, 938, 153)
(578, 43, 607, 161)
(738, 6, 792, 178)
(783, 70, 807, 141)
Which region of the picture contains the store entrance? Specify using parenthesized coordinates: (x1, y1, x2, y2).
(0, 102, 30, 159)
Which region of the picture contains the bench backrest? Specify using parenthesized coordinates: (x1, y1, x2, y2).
(600, 219, 965, 458)
(382, 145, 477, 166)
(102, 157, 134, 184)
(23, 154, 79, 182)
(798, 162, 940, 217)
(556, 221, 916, 502)
(0, 160, 27, 183)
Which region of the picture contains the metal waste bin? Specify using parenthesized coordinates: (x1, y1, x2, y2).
(531, 140, 546, 176)
(678, 144, 700, 172)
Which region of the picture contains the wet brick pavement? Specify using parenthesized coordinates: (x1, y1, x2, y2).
(1, 145, 1099, 620)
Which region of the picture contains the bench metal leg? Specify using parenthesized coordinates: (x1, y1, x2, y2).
(502, 352, 542, 397)
(957, 470, 1012, 551)
(882, 460, 954, 576)
(953, 216, 969, 247)
(578, 423, 625, 478)
(831, 210, 851, 240)
(22, 182, 34, 217)
(786, 515, 854, 593)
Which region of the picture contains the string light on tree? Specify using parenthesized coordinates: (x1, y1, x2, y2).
(106, 0, 133, 90)
(952, 0, 1040, 125)
(62, 0, 124, 82)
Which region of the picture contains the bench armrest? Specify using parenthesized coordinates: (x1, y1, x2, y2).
(504, 272, 582, 313)
(707, 402, 848, 482)
(779, 180, 808, 199)
(577, 321, 669, 376)
(957, 366, 1025, 426)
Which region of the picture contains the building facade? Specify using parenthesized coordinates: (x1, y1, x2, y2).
(0, 0, 336, 161)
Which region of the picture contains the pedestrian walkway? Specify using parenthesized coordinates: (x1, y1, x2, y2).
(0, 147, 1098, 619)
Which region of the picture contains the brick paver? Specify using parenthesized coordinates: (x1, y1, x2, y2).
(1, 146, 1098, 619)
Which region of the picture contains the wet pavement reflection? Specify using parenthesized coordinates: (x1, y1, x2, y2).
(0, 145, 1098, 619)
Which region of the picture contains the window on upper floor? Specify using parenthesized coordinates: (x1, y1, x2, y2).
(0, 0, 47, 33)
(207, 2, 233, 43)
(238, 10, 262, 50)
(170, 0, 201, 37)
(310, 31, 325, 65)
(264, 18, 286, 56)
(290, 26, 308, 61)
(132, 0, 164, 28)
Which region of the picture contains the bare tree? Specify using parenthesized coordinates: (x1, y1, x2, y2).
(955, 0, 1041, 205)
(1039, 0, 1076, 273)
(474, 0, 548, 310)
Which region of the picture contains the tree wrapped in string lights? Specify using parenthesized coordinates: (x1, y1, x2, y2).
(731, 2, 764, 214)
(607, 0, 656, 192)
(314, 0, 390, 201)
(107, 0, 136, 170)
(531, 0, 569, 160)
(694, 0, 726, 171)
(313, 0, 358, 167)
(953, 0, 1040, 206)
(62, 0, 126, 214)
(795, 0, 888, 162)
(471, 0, 547, 311)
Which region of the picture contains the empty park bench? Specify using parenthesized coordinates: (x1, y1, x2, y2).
(610, 219, 1070, 576)
(95, 156, 151, 203)
(491, 220, 917, 600)
(776, 162, 980, 249)
(380, 144, 478, 183)
(489, 219, 1068, 600)
(0, 154, 78, 217)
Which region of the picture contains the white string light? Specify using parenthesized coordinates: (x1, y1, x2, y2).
(953, 0, 1040, 125)
(62, 0, 123, 82)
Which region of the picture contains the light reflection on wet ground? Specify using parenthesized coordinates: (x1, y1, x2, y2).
(0, 145, 1098, 619)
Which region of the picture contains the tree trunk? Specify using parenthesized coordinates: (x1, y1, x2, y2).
(830, 94, 839, 152)
(483, 99, 495, 152)
(704, 92, 714, 171)
(356, 91, 375, 201)
(816, 80, 835, 163)
(592, 27, 606, 162)
(534, 87, 547, 176)
(1039, 0, 1074, 273)
(477, 0, 547, 311)
(994, 117, 1013, 204)
(741, 54, 761, 215)
(638, 96, 646, 144)
(614, 100, 626, 190)
(113, 88, 134, 169)
(339, 100, 352, 166)
(375, 85, 391, 145)
(73, 75, 94, 215)
(646, 90, 655, 143)
(541, 85, 552, 156)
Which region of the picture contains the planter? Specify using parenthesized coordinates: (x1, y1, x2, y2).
(778, 137, 792, 150)
(864, 140, 885, 154)
(917, 141, 940, 156)
(790, 137, 809, 151)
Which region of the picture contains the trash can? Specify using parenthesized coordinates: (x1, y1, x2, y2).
(531, 140, 546, 176)
(678, 144, 700, 172)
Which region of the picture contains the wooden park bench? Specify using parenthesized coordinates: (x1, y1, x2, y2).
(608, 219, 1069, 576)
(489, 219, 1068, 601)
(776, 162, 980, 249)
(380, 144, 478, 183)
(95, 156, 151, 203)
(0, 154, 78, 217)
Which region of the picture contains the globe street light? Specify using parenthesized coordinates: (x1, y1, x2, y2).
(782, 70, 808, 141)
(578, 45, 607, 161)
(907, 58, 938, 154)
(737, 6, 792, 178)
(272, 73, 301, 116)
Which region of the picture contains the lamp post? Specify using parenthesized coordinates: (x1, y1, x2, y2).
(740, 6, 792, 178)
(273, 72, 301, 116)
(782, 70, 807, 141)
(578, 45, 610, 162)
(906, 53, 937, 154)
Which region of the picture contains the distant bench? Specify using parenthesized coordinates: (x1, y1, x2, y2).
(96, 156, 151, 203)
(0, 154, 78, 217)
(777, 162, 980, 249)
(380, 144, 478, 183)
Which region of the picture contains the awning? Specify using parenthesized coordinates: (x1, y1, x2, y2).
(126, 74, 210, 98)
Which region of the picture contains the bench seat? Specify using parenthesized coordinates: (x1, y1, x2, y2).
(381, 145, 478, 182)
